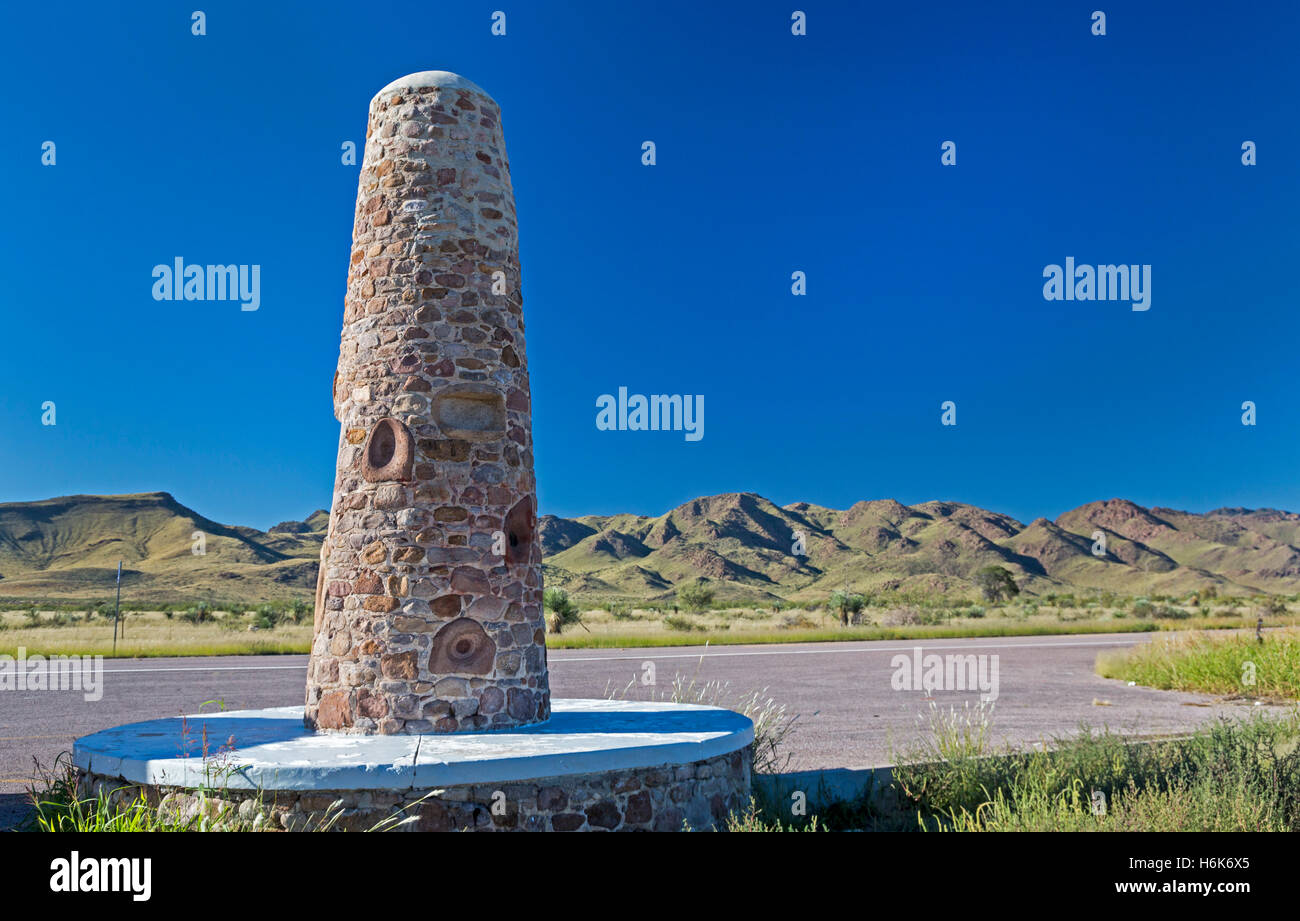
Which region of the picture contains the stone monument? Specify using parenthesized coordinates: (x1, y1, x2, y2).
(305, 71, 548, 734)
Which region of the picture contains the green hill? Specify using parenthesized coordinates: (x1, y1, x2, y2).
(0, 493, 324, 605)
(0, 491, 1296, 605)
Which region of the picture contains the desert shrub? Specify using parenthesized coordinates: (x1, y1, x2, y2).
(607, 601, 633, 620)
(1262, 597, 1288, 617)
(882, 606, 940, 626)
(253, 604, 281, 630)
(288, 599, 311, 624)
(778, 612, 818, 630)
(663, 615, 703, 632)
(829, 590, 867, 626)
(1131, 599, 1155, 619)
(543, 588, 583, 634)
(676, 582, 715, 613)
(182, 601, 214, 624)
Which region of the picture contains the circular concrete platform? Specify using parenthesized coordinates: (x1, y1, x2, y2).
(75, 699, 754, 830)
(74, 698, 753, 792)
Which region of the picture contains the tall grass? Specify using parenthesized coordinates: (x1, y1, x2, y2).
(1097, 627, 1300, 699)
(23, 753, 423, 832)
(606, 669, 797, 776)
(765, 708, 1300, 832)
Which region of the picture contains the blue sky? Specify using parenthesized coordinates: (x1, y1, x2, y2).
(1, 1, 1297, 529)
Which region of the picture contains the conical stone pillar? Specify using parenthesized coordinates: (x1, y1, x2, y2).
(306, 71, 549, 734)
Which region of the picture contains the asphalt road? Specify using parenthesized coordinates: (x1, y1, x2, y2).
(0, 631, 1277, 822)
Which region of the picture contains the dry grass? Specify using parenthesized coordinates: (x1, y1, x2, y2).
(0, 609, 311, 657)
(0, 604, 1281, 658)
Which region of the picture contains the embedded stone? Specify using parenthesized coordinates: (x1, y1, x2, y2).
(431, 595, 463, 618)
(585, 801, 621, 830)
(450, 566, 490, 593)
(381, 651, 419, 679)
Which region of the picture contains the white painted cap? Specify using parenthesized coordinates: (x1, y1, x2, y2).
(373, 70, 493, 102)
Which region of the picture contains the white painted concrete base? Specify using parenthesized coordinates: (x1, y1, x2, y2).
(73, 698, 754, 791)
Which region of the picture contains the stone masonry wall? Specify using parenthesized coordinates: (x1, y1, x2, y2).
(78, 746, 752, 833)
(305, 72, 548, 734)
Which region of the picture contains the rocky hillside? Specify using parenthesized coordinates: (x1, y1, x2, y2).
(1, 491, 1297, 604)
(539, 493, 1300, 601)
(0, 493, 325, 604)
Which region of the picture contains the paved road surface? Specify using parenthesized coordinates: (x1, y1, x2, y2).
(0, 632, 1276, 823)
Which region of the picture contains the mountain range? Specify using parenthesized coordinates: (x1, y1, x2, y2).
(1, 491, 1297, 605)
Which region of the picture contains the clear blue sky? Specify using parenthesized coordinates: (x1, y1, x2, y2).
(2, 1, 1297, 530)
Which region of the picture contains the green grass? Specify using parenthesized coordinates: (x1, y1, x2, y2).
(22, 754, 422, 832)
(3, 601, 1284, 657)
(1097, 627, 1300, 700)
(4, 640, 310, 658)
(755, 707, 1300, 832)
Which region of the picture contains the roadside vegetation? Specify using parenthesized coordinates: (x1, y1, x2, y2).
(1097, 627, 1300, 700)
(2, 587, 1294, 656)
(0, 600, 313, 657)
(740, 706, 1300, 832)
(22, 754, 421, 832)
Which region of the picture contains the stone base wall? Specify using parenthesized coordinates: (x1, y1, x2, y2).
(77, 746, 751, 832)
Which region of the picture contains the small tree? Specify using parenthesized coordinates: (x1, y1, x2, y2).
(829, 590, 867, 626)
(974, 566, 1019, 603)
(254, 604, 281, 630)
(183, 600, 213, 624)
(543, 587, 584, 634)
(676, 582, 715, 614)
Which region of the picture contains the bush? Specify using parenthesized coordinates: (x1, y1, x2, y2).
(663, 615, 703, 632)
(253, 604, 281, 630)
(829, 590, 867, 627)
(1262, 597, 1288, 617)
(543, 588, 583, 634)
(676, 582, 715, 614)
(182, 601, 214, 624)
(882, 606, 934, 626)
(778, 612, 818, 630)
